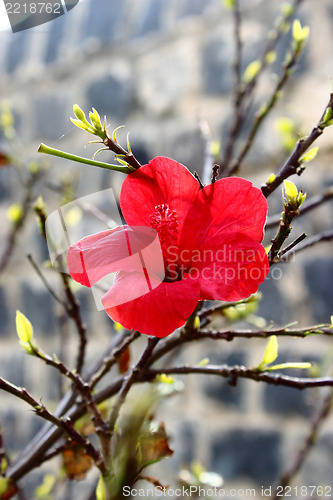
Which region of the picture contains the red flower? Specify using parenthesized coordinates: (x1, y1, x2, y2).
(67, 157, 269, 337)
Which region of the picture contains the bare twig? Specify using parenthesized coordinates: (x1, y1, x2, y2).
(222, 0, 304, 172)
(90, 330, 141, 390)
(272, 391, 333, 499)
(0, 174, 38, 276)
(229, 35, 308, 175)
(0, 377, 104, 473)
(108, 337, 160, 432)
(280, 228, 333, 260)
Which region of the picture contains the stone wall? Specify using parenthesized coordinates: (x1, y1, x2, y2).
(1, 0, 333, 497)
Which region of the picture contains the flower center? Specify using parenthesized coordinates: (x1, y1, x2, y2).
(150, 204, 180, 281)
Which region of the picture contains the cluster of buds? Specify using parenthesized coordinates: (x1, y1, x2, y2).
(71, 105, 107, 141)
(283, 179, 306, 211)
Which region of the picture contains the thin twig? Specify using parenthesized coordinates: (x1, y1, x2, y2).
(60, 273, 87, 374)
(277, 232, 307, 258)
(0, 376, 104, 473)
(229, 35, 307, 175)
(0, 174, 38, 276)
(108, 337, 160, 432)
(261, 92, 333, 197)
(281, 228, 333, 260)
(90, 330, 141, 390)
(271, 390, 333, 499)
(27, 254, 66, 307)
(222, 0, 304, 172)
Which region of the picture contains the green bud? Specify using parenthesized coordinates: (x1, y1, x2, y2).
(193, 315, 200, 332)
(7, 203, 23, 224)
(267, 174, 276, 184)
(292, 19, 310, 46)
(281, 2, 294, 17)
(265, 51, 277, 65)
(223, 0, 235, 9)
(73, 104, 87, 123)
(243, 60, 262, 84)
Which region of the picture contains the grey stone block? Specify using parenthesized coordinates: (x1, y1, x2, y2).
(211, 428, 281, 484)
(202, 36, 233, 94)
(303, 257, 333, 322)
(0, 353, 25, 387)
(81, 0, 124, 45)
(20, 281, 57, 336)
(32, 94, 69, 141)
(135, 0, 167, 38)
(302, 433, 333, 488)
(178, 0, 215, 18)
(6, 31, 29, 74)
(86, 70, 134, 120)
(263, 353, 318, 417)
(44, 14, 67, 65)
(0, 409, 20, 451)
(203, 351, 246, 409)
(0, 286, 10, 337)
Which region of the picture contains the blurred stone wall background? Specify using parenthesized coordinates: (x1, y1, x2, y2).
(0, 0, 333, 497)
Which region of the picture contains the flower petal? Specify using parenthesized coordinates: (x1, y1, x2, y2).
(120, 157, 199, 237)
(180, 177, 268, 254)
(188, 232, 269, 302)
(67, 226, 164, 287)
(102, 272, 200, 337)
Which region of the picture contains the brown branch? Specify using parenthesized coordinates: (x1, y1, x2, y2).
(272, 390, 333, 499)
(0, 377, 104, 473)
(145, 365, 333, 390)
(261, 92, 333, 197)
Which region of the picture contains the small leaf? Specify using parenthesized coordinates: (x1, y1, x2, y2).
(266, 362, 312, 371)
(35, 474, 56, 499)
(267, 173, 276, 184)
(284, 179, 298, 200)
(140, 422, 173, 468)
(0, 477, 18, 499)
(198, 358, 209, 367)
(62, 442, 94, 480)
(16, 310, 33, 343)
(112, 125, 125, 143)
(96, 475, 107, 500)
(262, 335, 278, 365)
(223, 0, 235, 9)
(292, 19, 309, 44)
(156, 374, 175, 384)
(300, 147, 319, 162)
(118, 346, 131, 374)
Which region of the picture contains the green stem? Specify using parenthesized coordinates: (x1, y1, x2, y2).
(38, 143, 134, 174)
